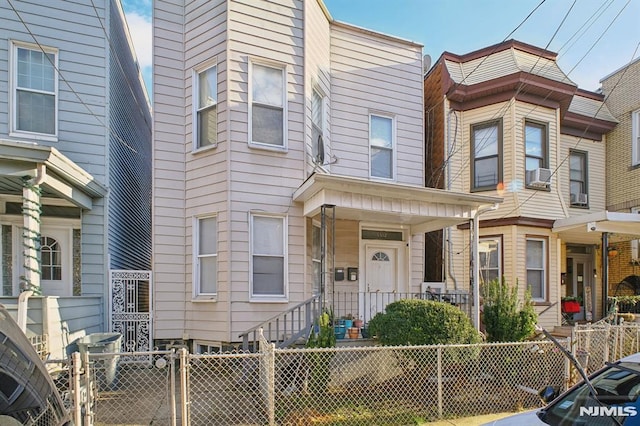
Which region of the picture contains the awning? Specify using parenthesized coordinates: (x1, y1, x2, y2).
(293, 173, 502, 234)
(0, 139, 107, 209)
(553, 211, 640, 244)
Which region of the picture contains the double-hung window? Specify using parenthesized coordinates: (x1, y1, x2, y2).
(524, 121, 548, 186)
(569, 150, 588, 207)
(526, 238, 546, 301)
(12, 42, 58, 137)
(194, 216, 217, 297)
(370, 114, 394, 179)
(251, 214, 287, 299)
(633, 109, 640, 166)
(632, 207, 640, 262)
(479, 237, 501, 285)
(312, 223, 322, 295)
(250, 62, 286, 148)
(194, 63, 217, 149)
(471, 120, 502, 190)
(311, 89, 325, 164)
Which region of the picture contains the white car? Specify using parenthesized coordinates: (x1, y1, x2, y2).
(484, 352, 640, 425)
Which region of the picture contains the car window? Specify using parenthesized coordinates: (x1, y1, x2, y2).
(542, 362, 640, 425)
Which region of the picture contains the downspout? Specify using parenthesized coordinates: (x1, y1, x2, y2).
(470, 203, 499, 331)
(17, 290, 34, 333)
(602, 232, 609, 319)
(446, 108, 458, 289)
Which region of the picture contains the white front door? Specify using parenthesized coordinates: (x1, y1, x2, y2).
(364, 243, 403, 320)
(37, 227, 73, 296)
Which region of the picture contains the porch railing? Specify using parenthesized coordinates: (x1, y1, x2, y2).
(239, 295, 321, 351)
(332, 290, 470, 324)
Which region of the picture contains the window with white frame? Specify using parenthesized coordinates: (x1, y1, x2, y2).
(569, 150, 588, 206)
(471, 119, 502, 190)
(12, 42, 58, 136)
(632, 207, 640, 261)
(312, 223, 322, 295)
(524, 121, 548, 186)
(41, 236, 62, 280)
(370, 114, 394, 179)
(526, 238, 546, 300)
(311, 89, 325, 164)
(194, 216, 217, 296)
(479, 237, 501, 285)
(250, 62, 285, 148)
(194, 64, 217, 149)
(251, 214, 287, 298)
(633, 110, 640, 166)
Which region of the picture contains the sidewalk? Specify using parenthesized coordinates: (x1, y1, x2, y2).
(423, 412, 518, 425)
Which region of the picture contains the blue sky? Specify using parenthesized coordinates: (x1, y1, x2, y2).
(122, 0, 639, 95)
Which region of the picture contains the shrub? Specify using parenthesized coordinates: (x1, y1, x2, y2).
(368, 299, 481, 346)
(481, 278, 537, 342)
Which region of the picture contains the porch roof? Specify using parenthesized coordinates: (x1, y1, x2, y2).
(0, 139, 107, 210)
(553, 211, 640, 244)
(293, 173, 502, 234)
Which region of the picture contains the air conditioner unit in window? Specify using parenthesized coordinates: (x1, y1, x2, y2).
(527, 168, 552, 187)
(570, 193, 588, 206)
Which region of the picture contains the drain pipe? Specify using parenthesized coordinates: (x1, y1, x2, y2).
(17, 290, 34, 332)
(471, 203, 499, 331)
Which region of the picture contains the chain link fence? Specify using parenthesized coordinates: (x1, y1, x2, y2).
(46, 324, 640, 425)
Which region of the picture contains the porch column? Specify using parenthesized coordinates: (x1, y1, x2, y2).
(602, 232, 609, 318)
(22, 170, 44, 294)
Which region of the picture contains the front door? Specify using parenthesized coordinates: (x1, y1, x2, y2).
(565, 255, 593, 321)
(363, 243, 403, 321)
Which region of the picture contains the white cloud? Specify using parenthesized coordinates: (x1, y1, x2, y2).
(125, 12, 152, 70)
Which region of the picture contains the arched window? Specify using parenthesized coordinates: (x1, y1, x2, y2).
(41, 236, 62, 280)
(371, 252, 390, 262)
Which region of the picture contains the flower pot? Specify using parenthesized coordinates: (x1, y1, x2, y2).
(347, 327, 359, 339)
(360, 327, 369, 338)
(334, 325, 346, 339)
(353, 319, 364, 328)
(339, 319, 353, 328)
(561, 300, 581, 314)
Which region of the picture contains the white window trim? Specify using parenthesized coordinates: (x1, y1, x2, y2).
(368, 112, 396, 181)
(192, 215, 217, 300)
(311, 220, 322, 296)
(10, 40, 59, 141)
(249, 213, 288, 302)
(632, 207, 640, 261)
(479, 237, 501, 284)
(248, 60, 287, 151)
(311, 87, 327, 166)
(526, 237, 547, 301)
(192, 59, 218, 152)
(633, 109, 640, 166)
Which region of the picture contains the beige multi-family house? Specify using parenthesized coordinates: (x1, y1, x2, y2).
(423, 40, 640, 329)
(152, 0, 501, 351)
(601, 58, 640, 296)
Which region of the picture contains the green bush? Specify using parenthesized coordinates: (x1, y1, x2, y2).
(481, 278, 537, 342)
(368, 299, 481, 346)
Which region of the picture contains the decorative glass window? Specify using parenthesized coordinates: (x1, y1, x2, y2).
(12, 42, 58, 136)
(471, 120, 502, 190)
(371, 252, 390, 261)
(479, 237, 501, 285)
(633, 110, 640, 166)
(311, 89, 325, 164)
(250, 62, 285, 148)
(569, 150, 588, 206)
(524, 121, 548, 185)
(251, 214, 287, 298)
(370, 114, 394, 179)
(526, 238, 546, 300)
(194, 64, 217, 149)
(41, 236, 62, 280)
(195, 216, 217, 296)
(312, 223, 321, 295)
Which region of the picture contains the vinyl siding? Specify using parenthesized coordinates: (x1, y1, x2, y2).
(559, 134, 606, 214)
(329, 24, 423, 185)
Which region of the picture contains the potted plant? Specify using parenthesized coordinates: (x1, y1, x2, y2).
(347, 327, 359, 339)
(561, 296, 581, 313)
(353, 317, 364, 329)
(339, 313, 354, 329)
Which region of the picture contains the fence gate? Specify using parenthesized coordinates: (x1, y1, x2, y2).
(110, 270, 152, 353)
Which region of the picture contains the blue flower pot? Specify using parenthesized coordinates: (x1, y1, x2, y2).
(334, 325, 346, 339)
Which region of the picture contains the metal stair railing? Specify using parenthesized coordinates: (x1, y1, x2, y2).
(239, 295, 321, 351)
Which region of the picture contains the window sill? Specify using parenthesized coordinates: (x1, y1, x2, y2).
(249, 297, 288, 303)
(192, 296, 217, 302)
(532, 301, 551, 306)
(249, 142, 288, 153)
(630, 163, 640, 171)
(10, 131, 58, 143)
(569, 204, 590, 209)
(192, 144, 217, 154)
(524, 185, 551, 192)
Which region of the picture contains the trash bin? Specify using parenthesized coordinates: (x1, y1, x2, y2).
(77, 333, 122, 387)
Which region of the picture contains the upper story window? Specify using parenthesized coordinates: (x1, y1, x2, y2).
(526, 237, 547, 301)
(194, 216, 217, 297)
(11, 42, 58, 138)
(524, 121, 549, 187)
(479, 237, 501, 285)
(569, 150, 588, 207)
(251, 214, 287, 300)
(250, 62, 286, 149)
(471, 119, 502, 191)
(311, 89, 325, 164)
(194, 63, 217, 150)
(369, 114, 395, 180)
(633, 109, 640, 166)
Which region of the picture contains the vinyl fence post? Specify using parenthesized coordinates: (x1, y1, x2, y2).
(170, 351, 177, 426)
(180, 348, 189, 426)
(437, 346, 443, 419)
(565, 335, 572, 391)
(71, 352, 82, 426)
(83, 350, 92, 426)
